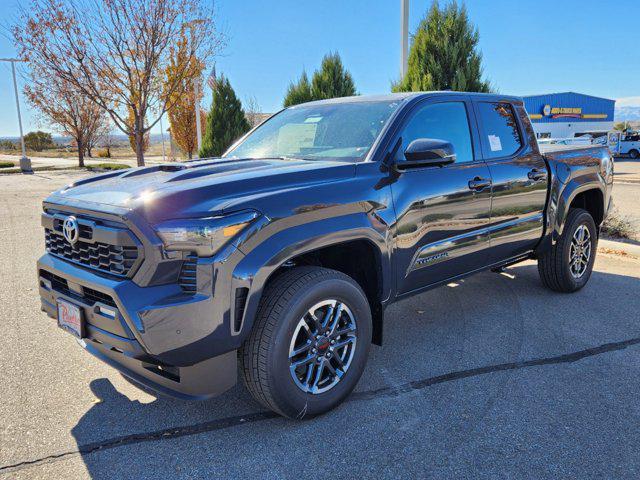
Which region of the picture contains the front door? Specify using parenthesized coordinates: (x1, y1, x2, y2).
(390, 98, 493, 297)
(472, 101, 548, 262)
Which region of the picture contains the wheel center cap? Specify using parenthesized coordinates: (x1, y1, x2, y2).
(316, 337, 330, 352)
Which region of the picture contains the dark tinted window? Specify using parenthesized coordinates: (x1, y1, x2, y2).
(477, 102, 522, 158)
(397, 102, 474, 163)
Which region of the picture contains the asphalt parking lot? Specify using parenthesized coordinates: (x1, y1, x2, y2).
(1, 171, 639, 479)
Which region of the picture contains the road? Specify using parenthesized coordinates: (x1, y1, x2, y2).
(0, 171, 639, 479)
(613, 157, 640, 238)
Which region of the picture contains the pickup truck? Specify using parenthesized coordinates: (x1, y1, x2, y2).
(38, 92, 614, 418)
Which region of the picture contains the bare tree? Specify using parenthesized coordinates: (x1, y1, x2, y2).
(13, 0, 224, 166)
(84, 113, 109, 157)
(98, 124, 118, 158)
(244, 95, 264, 128)
(24, 73, 106, 167)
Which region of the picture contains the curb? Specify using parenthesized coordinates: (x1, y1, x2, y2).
(598, 238, 640, 259)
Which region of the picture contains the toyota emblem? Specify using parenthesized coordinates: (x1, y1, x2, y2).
(63, 216, 80, 246)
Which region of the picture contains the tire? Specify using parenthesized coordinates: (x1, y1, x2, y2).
(537, 208, 597, 293)
(629, 149, 639, 159)
(239, 267, 372, 419)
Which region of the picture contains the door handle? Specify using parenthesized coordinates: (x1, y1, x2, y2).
(527, 168, 547, 181)
(468, 177, 492, 191)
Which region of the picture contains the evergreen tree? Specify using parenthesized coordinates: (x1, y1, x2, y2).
(283, 71, 313, 107)
(283, 53, 357, 107)
(393, 1, 491, 93)
(310, 53, 357, 100)
(200, 75, 250, 158)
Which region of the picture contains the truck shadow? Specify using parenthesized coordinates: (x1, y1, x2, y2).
(69, 262, 640, 479)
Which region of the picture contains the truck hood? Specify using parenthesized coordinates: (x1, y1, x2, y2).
(46, 158, 357, 223)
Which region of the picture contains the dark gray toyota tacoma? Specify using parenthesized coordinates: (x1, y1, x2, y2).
(38, 92, 614, 418)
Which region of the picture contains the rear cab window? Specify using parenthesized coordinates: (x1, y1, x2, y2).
(476, 102, 523, 159)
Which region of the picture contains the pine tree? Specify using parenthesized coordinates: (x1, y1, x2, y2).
(310, 53, 357, 100)
(283, 53, 357, 107)
(393, 1, 491, 93)
(199, 75, 251, 158)
(283, 71, 313, 107)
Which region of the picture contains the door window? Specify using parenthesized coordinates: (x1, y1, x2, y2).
(396, 102, 474, 163)
(477, 102, 522, 159)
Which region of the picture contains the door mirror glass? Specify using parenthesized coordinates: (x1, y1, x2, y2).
(401, 138, 456, 168)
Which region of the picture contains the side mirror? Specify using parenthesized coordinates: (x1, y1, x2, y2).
(400, 138, 456, 169)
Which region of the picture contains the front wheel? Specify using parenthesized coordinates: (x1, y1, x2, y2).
(538, 208, 597, 292)
(239, 267, 372, 418)
(629, 149, 639, 159)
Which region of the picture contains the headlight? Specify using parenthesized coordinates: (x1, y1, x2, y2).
(155, 211, 259, 257)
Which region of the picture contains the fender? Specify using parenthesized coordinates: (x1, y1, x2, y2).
(554, 174, 605, 240)
(230, 211, 392, 338)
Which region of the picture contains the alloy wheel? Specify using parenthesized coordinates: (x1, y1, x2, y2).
(288, 299, 357, 394)
(569, 224, 591, 279)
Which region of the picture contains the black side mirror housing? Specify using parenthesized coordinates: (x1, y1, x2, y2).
(400, 138, 456, 169)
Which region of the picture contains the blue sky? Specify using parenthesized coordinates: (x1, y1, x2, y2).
(0, 0, 639, 136)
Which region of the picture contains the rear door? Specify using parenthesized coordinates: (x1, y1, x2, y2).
(390, 96, 493, 296)
(472, 101, 548, 262)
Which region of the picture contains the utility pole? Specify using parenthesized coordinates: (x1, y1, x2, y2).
(194, 78, 202, 158)
(1, 58, 31, 173)
(400, 0, 409, 79)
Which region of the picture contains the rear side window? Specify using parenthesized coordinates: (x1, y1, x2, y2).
(477, 102, 522, 159)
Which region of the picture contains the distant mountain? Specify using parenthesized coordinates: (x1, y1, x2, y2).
(615, 106, 640, 122)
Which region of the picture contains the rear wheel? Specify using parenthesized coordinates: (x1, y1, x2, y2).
(629, 149, 639, 159)
(537, 208, 597, 292)
(239, 267, 372, 418)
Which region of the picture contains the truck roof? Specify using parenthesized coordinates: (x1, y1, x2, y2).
(295, 91, 524, 107)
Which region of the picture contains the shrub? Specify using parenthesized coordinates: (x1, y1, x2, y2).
(24, 131, 55, 151)
(0, 140, 16, 150)
(0, 161, 15, 168)
(87, 163, 129, 171)
(97, 149, 111, 158)
(601, 208, 636, 240)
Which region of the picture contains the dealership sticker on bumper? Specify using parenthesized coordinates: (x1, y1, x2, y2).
(57, 299, 84, 338)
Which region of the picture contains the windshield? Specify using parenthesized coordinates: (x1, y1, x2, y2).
(224, 100, 402, 162)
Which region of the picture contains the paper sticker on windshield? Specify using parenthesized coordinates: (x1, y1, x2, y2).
(488, 134, 502, 152)
(304, 116, 323, 123)
(277, 123, 317, 154)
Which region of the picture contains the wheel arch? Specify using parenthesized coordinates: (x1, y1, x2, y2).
(231, 215, 392, 346)
(555, 180, 605, 239)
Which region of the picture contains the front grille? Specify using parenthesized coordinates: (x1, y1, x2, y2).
(40, 269, 70, 295)
(178, 254, 198, 294)
(45, 229, 138, 276)
(40, 270, 117, 307)
(83, 286, 117, 308)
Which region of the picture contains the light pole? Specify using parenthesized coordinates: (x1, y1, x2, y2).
(0, 58, 31, 173)
(400, 0, 409, 79)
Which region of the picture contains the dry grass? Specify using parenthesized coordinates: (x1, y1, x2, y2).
(0, 142, 172, 161)
(601, 208, 637, 240)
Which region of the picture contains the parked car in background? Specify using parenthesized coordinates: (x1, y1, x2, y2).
(38, 92, 614, 418)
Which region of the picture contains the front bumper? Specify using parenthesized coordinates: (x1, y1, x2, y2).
(38, 252, 241, 399)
